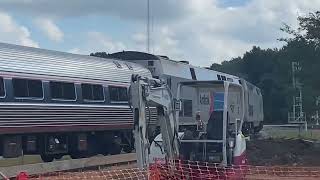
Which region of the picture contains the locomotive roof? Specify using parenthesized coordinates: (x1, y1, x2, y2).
(108, 51, 162, 60)
(108, 51, 240, 81)
(179, 80, 243, 87)
(0, 43, 151, 84)
(108, 51, 181, 63)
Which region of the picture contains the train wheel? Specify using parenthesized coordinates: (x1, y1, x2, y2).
(122, 145, 133, 153)
(54, 154, 63, 160)
(109, 136, 122, 155)
(254, 122, 264, 133)
(109, 143, 121, 155)
(41, 154, 54, 162)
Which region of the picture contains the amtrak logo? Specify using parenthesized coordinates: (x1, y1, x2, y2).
(199, 93, 210, 105)
(230, 104, 235, 113)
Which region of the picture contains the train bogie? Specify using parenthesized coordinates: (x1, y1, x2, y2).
(0, 131, 133, 162)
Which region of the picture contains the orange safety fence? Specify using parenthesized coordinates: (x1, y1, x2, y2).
(23, 159, 320, 180)
(28, 168, 148, 180)
(149, 159, 320, 180)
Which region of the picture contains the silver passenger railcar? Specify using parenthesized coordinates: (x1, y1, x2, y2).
(0, 43, 154, 162)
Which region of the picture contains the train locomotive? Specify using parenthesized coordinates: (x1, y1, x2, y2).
(107, 51, 264, 136)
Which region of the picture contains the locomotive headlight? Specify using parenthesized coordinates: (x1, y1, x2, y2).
(196, 111, 204, 131)
(196, 111, 201, 121)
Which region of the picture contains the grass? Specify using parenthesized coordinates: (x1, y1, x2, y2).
(262, 126, 320, 140)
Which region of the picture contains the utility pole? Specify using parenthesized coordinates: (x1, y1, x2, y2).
(288, 61, 307, 131)
(146, 0, 150, 53)
(316, 96, 320, 125)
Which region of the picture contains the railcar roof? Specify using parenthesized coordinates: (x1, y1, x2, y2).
(0, 43, 151, 83)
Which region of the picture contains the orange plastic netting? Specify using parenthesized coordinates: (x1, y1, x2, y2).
(26, 160, 320, 180)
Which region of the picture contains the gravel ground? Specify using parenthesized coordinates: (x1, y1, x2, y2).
(248, 125, 320, 166)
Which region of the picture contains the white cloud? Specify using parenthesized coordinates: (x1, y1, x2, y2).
(0, 11, 38, 47)
(131, 27, 181, 58)
(104, 0, 320, 66)
(68, 48, 81, 54)
(87, 31, 126, 52)
(132, 33, 146, 44)
(35, 18, 63, 42)
(69, 31, 127, 55)
(0, 0, 188, 22)
(2, 0, 320, 66)
(145, 0, 320, 66)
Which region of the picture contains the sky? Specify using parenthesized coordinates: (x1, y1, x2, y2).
(0, 0, 319, 67)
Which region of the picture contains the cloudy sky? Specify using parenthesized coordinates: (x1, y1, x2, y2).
(0, 0, 319, 66)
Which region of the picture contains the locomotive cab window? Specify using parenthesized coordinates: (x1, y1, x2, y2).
(221, 76, 226, 81)
(183, 99, 193, 117)
(0, 77, 4, 97)
(109, 86, 128, 102)
(81, 83, 104, 101)
(13, 78, 43, 98)
(50, 81, 76, 100)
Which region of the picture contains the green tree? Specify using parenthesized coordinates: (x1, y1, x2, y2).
(210, 11, 320, 124)
(90, 52, 109, 58)
(280, 11, 320, 46)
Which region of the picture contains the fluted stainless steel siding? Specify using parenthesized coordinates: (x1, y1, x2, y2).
(0, 103, 157, 134)
(0, 43, 151, 82)
(0, 104, 132, 125)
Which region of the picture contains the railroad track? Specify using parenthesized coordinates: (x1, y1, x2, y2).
(0, 153, 137, 179)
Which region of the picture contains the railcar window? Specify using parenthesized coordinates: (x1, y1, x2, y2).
(109, 86, 128, 102)
(13, 78, 43, 98)
(0, 77, 4, 97)
(183, 99, 193, 117)
(81, 83, 104, 101)
(50, 81, 76, 100)
(217, 75, 221, 80)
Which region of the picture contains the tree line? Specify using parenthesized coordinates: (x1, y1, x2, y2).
(211, 11, 320, 124)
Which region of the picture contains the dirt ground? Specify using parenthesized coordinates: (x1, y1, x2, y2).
(247, 138, 320, 166)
